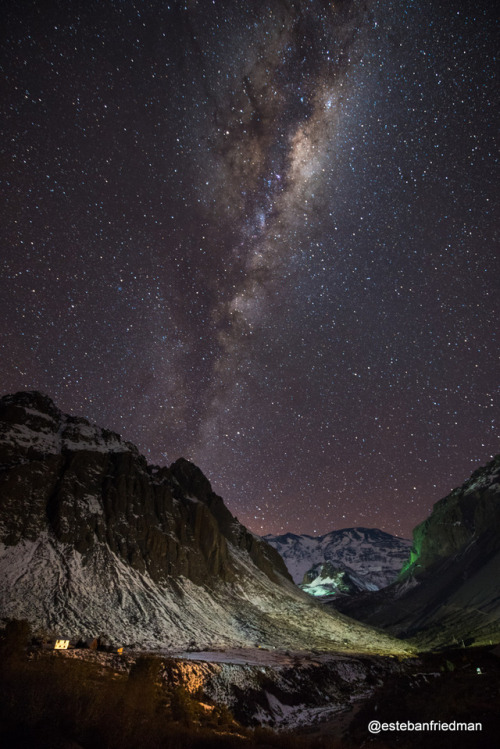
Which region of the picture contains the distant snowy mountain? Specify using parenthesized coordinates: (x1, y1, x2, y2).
(0, 391, 408, 655)
(264, 528, 412, 596)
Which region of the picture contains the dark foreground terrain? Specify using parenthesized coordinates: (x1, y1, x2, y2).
(0, 622, 319, 749)
(1, 622, 499, 749)
(335, 646, 500, 748)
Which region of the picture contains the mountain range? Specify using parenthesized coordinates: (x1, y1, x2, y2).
(2, 390, 498, 654)
(0, 390, 406, 654)
(264, 528, 412, 597)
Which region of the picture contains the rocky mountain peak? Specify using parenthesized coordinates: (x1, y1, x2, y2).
(265, 526, 412, 593)
(301, 561, 362, 597)
(0, 391, 409, 653)
(0, 390, 138, 466)
(170, 457, 213, 501)
(0, 390, 293, 588)
(0, 390, 61, 421)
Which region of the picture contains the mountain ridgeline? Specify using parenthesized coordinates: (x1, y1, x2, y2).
(0, 391, 288, 588)
(265, 528, 412, 596)
(332, 454, 500, 648)
(0, 391, 407, 653)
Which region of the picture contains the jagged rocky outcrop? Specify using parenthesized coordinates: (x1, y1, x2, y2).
(332, 455, 500, 648)
(265, 527, 412, 593)
(0, 391, 288, 588)
(0, 391, 409, 653)
(301, 561, 363, 598)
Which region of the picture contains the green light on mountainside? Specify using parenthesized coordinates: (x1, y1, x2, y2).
(399, 525, 425, 578)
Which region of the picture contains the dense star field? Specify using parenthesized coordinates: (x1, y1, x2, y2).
(1, 0, 498, 537)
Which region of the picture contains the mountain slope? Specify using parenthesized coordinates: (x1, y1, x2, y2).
(332, 454, 500, 648)
(265, 527, 412, 594)
(301, 561, 364, 597)
(0, 391, 408, 654)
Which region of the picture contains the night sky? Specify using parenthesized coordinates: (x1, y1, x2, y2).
(1, 0, 498, 538)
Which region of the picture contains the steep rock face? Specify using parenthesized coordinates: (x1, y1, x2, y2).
(399, 455, 500, 578)
(0, 392, 289, 588)
(0, 391, 410, 653)
(169, 458, 287, 585)
(265, 528, 412, 593)
(332, 455, 500, 647)
(301, 561, 363, 598)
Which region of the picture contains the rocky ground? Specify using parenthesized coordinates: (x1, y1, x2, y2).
(2, 620, 500, 748)
(35, 642, 500, 743)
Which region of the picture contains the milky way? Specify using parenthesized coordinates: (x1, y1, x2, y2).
(1, 0, 498, 537)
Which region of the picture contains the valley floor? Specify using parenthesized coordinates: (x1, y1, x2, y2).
(2, 635, 499, 748)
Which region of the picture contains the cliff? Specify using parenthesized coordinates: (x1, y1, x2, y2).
(0, 391, 408, 653)
(332, 454, 500, 648)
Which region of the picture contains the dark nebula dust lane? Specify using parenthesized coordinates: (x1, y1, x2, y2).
(1, 0, 498, 537)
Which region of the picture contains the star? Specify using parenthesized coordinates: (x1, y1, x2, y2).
(0, 0, 498, 538)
